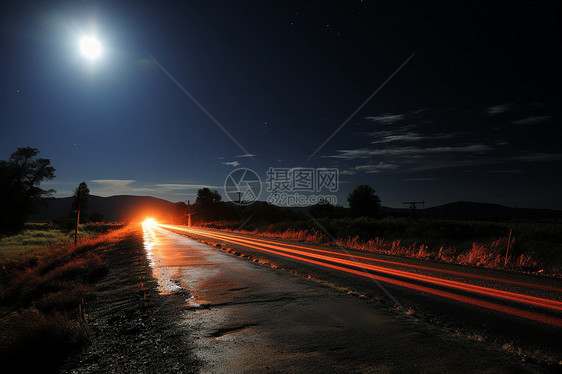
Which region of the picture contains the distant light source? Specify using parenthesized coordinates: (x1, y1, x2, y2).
(143, 218, 157, 228)
(80, 36, 101, 59)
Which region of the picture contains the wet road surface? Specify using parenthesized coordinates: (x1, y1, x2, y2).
(143, 224, 551, 373)
(161, 224, 562, 361)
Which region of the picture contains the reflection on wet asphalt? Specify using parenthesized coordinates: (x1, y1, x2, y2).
(143, 225, 541, 374)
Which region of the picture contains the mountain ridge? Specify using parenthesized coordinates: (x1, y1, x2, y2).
(36, 195, 185, 222)
(34, 195, 562, 223)
(390, 201, 562, 221)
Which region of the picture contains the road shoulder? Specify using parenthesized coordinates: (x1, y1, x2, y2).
(61, 225, 198, 373)
(155, 226, 553, 373)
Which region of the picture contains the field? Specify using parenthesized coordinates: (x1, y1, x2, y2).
(1, 217, 559, 371)
(0, 223, 127, 372)
(0, 223, 195, 373)
(204, 216, 562, 275)
(0, 222, 124, 258)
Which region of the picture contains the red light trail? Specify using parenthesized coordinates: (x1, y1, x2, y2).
(157, 224, 562, 327)
(190, 227, 562, 292)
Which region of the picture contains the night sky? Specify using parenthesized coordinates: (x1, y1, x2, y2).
(2, 1, 561, 209)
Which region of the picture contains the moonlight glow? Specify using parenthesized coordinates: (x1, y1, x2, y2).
(80, 36, 101, 59)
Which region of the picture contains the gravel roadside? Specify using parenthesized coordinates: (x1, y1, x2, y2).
(61, 225, 198, 374)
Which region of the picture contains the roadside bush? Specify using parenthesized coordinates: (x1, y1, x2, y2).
(0, 307, 89, 373)
(0, 226, 130, 372)
(35, 285, 93, 314)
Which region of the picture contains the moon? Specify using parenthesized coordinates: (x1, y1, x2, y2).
(80, 36, 101, 59)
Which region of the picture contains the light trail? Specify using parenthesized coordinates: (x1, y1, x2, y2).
(171, 226, 562, 311)
(158, 224, 562, 327)
(187, 227, 562, 292)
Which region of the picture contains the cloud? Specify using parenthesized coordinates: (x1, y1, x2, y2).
(364, 113, 405, 125)
(339, 170, 356, 175)
(89, 180, 156, 196)
(329, 144, 491, 159)
(510, 116, 551, 125)
(89, 180, 222, 197)
(363, 109, 428, 126)
(339, 162, 399, 175)
(367, 128, 457, 145)
(370, 132, 423, 144)
(486, 103, 513, 115)
(222, 161, 241, 167)
(155, 183, 221, 190)
(91, 179, 136, 185)
(237, 153, 257, 158)
(354, 162, 399, 173)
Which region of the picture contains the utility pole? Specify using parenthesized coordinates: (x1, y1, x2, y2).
(74, 190, 81, 246)
(185, 200, 196, 227)
(403, 200, 424, 215)
(505, 228, 512, 267)
(237, 191, 242, 218)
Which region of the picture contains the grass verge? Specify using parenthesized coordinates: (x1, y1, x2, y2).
(204, 217, 562, 276)
(0, 222, 125, 257)
(0, 226, 129, 373)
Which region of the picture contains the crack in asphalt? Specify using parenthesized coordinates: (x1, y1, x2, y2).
(228, 287, 250, 292)
(189, 296, 301, 310)
(208, 323, 260, 338)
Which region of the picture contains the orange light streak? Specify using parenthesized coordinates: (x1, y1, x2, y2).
(189, 227, 562, 293)
(179, 227, 562, 311)
(158, 224, 562, 327)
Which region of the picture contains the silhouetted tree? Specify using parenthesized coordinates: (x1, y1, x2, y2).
(0, 147, 55, 232)
(195, 188, 222, 206)
(70, 182, 90, 223)
(347, 185, 381, 218)
(194, 188, 223, 221)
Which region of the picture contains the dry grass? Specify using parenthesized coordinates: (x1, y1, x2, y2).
(0, 225, 131, 373)
(273, 228, 329, 244)
(209, 215, 561, 274)
(224, 227, 539, 272)
(0, 307, 90, 372)
(0, 222, 124, 258)
(0, 227, 67, 256)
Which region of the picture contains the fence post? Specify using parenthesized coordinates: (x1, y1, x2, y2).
(505, 228, 512, 267)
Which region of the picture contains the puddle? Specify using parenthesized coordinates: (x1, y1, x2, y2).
(142, 224, 221, 297)
(143, 224, 184, 295)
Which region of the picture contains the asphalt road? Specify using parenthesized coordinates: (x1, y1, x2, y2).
(143, 223, 560, 373)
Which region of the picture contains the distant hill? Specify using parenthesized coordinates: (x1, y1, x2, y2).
(34, 196, 562, 223)
(35, 195, 185, 222)
(389, 201, 562, 221)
